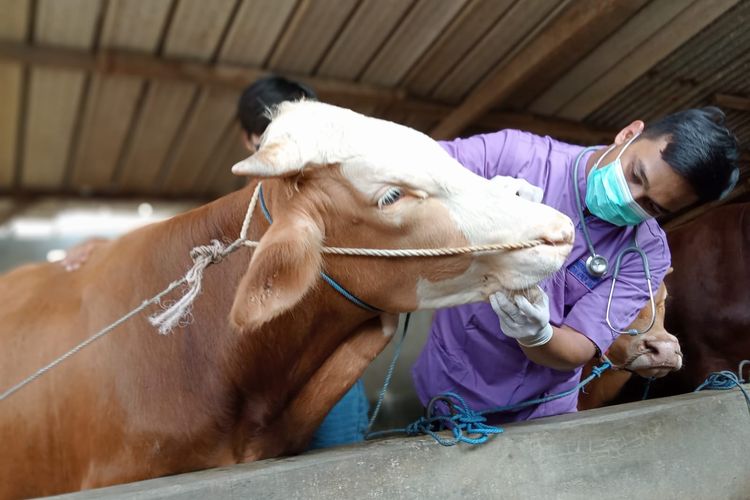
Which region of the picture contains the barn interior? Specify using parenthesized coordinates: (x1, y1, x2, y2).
(0, 1, 749, 497)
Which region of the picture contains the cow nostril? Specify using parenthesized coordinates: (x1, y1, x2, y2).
(542, 222, 575, 246)
(643, 339, 661, 356)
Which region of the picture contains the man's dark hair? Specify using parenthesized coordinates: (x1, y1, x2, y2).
(237, 76, 317, 137)
(641, 106, 740, 202)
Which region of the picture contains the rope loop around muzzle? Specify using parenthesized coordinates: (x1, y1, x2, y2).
(315, 239, 546, 258)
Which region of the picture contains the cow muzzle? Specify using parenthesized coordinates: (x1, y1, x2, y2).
(626, 333, 683, 378)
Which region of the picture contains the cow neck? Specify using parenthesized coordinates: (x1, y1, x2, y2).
(257, 182, 383, 313)
(232, 180, 379, 405)
(145, 180, 378, 416)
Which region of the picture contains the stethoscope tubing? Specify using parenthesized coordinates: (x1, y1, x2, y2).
(571, 146, 656, 336)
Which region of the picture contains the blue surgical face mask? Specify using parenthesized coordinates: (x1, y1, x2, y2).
(585, 134, 651, 226)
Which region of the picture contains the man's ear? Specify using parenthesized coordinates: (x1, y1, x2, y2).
(614, 120, 645, 145)
(241, 131, 257, 154)
(230, 214, 323, 332)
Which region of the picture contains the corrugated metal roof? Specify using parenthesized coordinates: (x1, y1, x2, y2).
(0, 0, 746, 202)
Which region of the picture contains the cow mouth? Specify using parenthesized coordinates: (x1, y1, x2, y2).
(625, 351, 683, 377)
(540, 236, 573, 246)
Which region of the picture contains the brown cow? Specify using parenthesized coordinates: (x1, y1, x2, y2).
(578, 273, 682, 410)
(0, 101, 573, 498)
(583, 202, 750, 406)
(615, 202, 750, 401)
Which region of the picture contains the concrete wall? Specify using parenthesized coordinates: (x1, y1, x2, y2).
(362, 311, 434, 430)
(53, 387, 750, 500)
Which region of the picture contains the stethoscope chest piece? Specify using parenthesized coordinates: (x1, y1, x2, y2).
(585, 254, 608, 277)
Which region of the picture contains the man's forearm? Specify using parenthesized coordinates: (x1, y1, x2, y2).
(519, 325, 596, 371)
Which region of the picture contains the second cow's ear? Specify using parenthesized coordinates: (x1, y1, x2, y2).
(230, 213, 323, 332)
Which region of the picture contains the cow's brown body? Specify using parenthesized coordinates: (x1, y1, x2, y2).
(580, 201, 750, 408)
(662, 202, 750, 388)
(0, 101, 576, 498)
(0, 181, 406, 497)
(578, 278, 681, 410)
(625, 202, 750, 400)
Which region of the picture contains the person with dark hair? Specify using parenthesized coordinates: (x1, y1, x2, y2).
(412, 106, 740, 423)
(237, 75, 317, 154)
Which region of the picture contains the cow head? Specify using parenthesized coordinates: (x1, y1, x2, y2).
(229, 101, 574, 330)
(607, 271, 682, 378)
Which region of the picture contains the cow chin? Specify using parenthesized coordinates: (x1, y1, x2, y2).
(628, 354, 683, 378)
(490, 242, 572, 293)
(414, 243, 569, 309)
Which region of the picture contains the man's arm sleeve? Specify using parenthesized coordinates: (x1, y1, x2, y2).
(438, 130, 524, 180)
(563, 232, 671, 356)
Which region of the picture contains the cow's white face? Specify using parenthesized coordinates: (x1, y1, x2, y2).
(232, 101, 573, 315)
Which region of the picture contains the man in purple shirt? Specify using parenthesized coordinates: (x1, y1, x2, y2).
(412, 107, 740, 422)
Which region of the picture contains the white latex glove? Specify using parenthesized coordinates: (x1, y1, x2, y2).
(489, 286, 554, 348)
(490, 176, 544, 203)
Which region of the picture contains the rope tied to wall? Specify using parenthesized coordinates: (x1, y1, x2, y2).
(694, 367, 750, 414)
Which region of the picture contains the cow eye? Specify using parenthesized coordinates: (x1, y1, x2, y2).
(377, 187, 403, 209)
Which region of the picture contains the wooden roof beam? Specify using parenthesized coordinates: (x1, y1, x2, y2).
(714, 93, 750, 112)
(0, 41, 407, 108)
(0, 41, 616, 145)
(429, 0, 634, 140)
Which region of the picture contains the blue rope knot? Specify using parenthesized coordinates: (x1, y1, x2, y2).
(418, 392, 504, 446)
(590, 361, 611, 378)
(695, 369, 750, 413)
(695, 370, 743, 391)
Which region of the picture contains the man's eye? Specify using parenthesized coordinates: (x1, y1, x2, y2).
(629, 165, 642, 185)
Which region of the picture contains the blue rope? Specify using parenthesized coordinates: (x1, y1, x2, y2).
(370, 351, 750, 447)
(258, 184, 382, 313)
(369, 391, 504, 446)
(474, 361, 612, 415)
(694, 369, 750, 412)
(319, 273, 383, 313)
(641, 376, 655, 401)
(368, 361, 612, 445)
(365, 313, 411, 436)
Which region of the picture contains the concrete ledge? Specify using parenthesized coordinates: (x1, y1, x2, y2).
(52, 388, 750, 500)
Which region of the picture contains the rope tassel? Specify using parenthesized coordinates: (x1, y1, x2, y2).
(149, 240, 228, 335)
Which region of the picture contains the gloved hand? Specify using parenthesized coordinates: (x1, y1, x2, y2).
(489, 286, 554, 347)
(489, 176, 544, 203)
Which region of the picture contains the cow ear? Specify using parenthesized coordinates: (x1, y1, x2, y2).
(231, 101, 354, 178)
(230, 214, 323, 331)
(232, 140, 303, 178)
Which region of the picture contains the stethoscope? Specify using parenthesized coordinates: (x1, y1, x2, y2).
(572, 145, 656, 336)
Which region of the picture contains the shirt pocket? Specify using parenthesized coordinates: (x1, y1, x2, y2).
(564, 258, 603, 308)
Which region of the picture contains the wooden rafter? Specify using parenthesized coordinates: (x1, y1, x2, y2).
(0, 41, 406, 108)
(0, 41, 615, 146)
(429, 0, 633, 139)
(714, 93, 750, 113)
